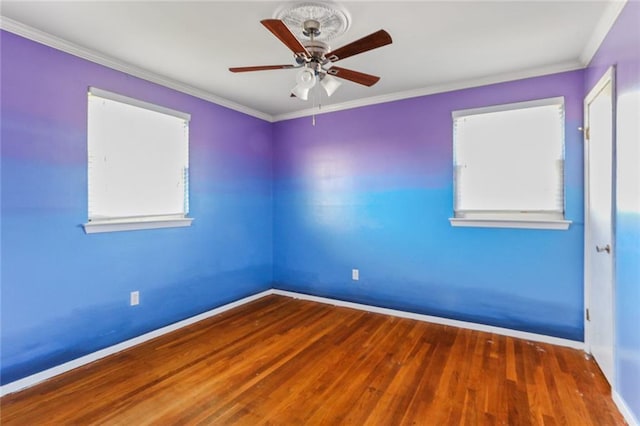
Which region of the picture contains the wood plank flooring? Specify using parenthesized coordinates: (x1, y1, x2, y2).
(1, 295, 626, 425)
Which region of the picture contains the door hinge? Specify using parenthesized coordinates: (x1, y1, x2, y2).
(585, 127, 590, 140)
(586, 308, 590, 321)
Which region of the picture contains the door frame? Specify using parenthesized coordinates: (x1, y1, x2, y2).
(583, 65, 616, 383)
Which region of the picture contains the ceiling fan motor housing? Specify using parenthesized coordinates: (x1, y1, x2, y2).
(299, 20, 330, 72)
(303, 40, 329, 59)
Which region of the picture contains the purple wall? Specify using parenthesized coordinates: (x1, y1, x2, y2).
(1, 30, 273, 384)
(273, 70, 586, 340)
(586, 1, 640, 421)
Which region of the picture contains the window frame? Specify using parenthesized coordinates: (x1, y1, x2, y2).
(449, 97, 572, 230)
(83, 87, 193, 234)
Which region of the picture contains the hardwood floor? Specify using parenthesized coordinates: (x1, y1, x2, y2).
(1, 295, 625, 425)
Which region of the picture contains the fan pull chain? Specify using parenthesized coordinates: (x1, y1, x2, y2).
(311, 79, 319, 126)
(312, 79, 323, 126)
(312, 85, 316, 126)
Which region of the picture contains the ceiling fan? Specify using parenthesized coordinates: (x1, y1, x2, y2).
(229, 19, 392, 100)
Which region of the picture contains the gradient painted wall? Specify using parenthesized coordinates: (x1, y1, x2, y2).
(586, 1, 640, 420)
(3, 8, 634, 393)
(273, 70, 585, 341)
(1, 31, 273, 384)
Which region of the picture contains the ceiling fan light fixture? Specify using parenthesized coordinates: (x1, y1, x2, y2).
(296, 67, 317, 89)
(230, 8, 392, 106)
(291, 84, 311, 101)
(320, 74, 342, 97)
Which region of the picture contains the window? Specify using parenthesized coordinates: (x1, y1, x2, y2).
(450, 97, 571, 230)
(83, 87, 192, 233)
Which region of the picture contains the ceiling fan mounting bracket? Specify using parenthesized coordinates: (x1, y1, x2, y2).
(302, 19, 321, 38)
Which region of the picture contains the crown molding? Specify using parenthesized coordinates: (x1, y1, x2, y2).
(580, 0, 627, 66)
(0, 16, 274, 122)
(2, 2, 624, 126)
(273, 60, 584, 122)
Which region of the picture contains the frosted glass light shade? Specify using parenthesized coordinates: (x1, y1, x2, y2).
(296, 68, 316, 89)
(321, 75, 342, 97)
(291, 85, 311, 100)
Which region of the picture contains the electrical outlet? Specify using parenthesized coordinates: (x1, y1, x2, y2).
(352, 269, 359, 281)
(130, 291, 140, 306)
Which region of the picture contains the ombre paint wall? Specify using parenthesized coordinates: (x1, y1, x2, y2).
(5, 11, 634, 390)
(1, 31, 273, 384)
(273, 70, 586, 341)
(586, 1, 640, 420)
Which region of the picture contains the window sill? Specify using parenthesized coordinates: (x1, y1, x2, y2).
(83, 217, 193, 234)
(449, 217, 571, 230)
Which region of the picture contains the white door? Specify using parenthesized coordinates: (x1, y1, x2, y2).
(584, 67, 615, 385)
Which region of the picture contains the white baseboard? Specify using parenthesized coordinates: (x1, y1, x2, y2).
(613, 390, 639, 426)
(0, 290, 273, 397)
(272, 289, 585, 350)
(1, 288, 586, 397)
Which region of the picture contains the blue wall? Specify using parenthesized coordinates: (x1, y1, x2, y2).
(1, 31, 273, 384)
(587, 1, 640, 421)
(273, 71, 585, 341)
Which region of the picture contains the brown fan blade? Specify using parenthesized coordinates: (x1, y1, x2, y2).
(261, 19, 310, 58)
(326, 30, 392, 62)
(229, 65, 296, 73)
(327, 66, 380, 87)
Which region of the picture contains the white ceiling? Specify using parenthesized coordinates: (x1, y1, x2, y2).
(0, 1, 623, 121)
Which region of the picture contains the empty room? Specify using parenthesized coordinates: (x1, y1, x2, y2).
(1, 0, 639, 424)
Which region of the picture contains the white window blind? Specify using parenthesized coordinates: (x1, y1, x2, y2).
(85, 87, 191, 233)
(452, 97, 566, 224)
